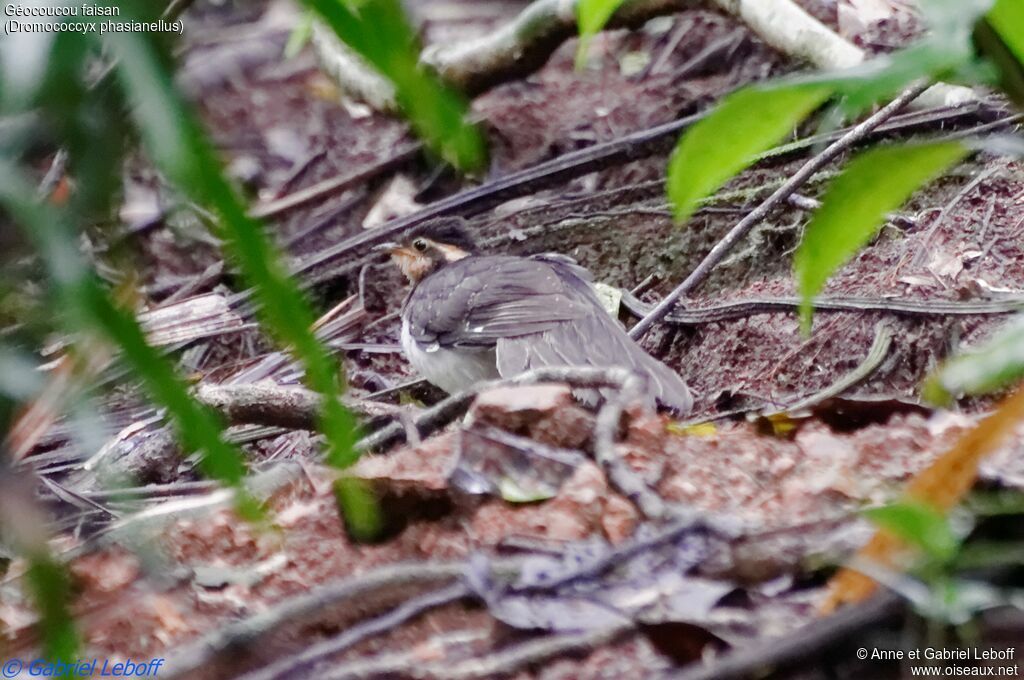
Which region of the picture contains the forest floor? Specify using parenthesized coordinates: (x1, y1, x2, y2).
(3, 0, 1024, 678)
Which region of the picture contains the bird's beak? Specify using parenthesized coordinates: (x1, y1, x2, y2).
(371, 241, 401, 255)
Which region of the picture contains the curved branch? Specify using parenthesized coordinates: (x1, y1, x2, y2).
(423, 0, 700, 94)
(316, 0, 976, 109)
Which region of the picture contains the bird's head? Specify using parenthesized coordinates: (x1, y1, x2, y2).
(373, 219, 478, 283)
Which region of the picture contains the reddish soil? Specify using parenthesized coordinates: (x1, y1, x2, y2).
(4, 0, 1024, 678)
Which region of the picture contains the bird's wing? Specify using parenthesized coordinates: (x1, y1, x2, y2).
(403, 256, 592, 348)
(495, 308, 693, 414)
(405, 254, 693, 413)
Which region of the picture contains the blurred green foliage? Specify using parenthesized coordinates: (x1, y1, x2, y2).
(987, 0, 1024, 64)
(665, 0, 1010, 230)
(25, 555, 80, 661)
(106, 25, 379, 537)
(864, 497, 1024, 627)
(0, 0, 449, 654)
(666, 84, 833, 225)
(305, 0, 486, 173)
(866, 501, 963, 565)
(924, 318, 1024, 403)
(0, 0, 1021, 663)
(575, 0, 628, 68)
(975, 0, 1024, 107)
(0, 161, 262, 521)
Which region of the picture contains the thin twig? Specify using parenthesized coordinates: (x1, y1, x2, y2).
(908, 164, 1001, 268)
(629, 83, 932, 341)
(590, 370, 666, 519)
(163, 563, 465, 679)
(36, 150, 68, 198)
(313, 631, 492, 680)
(510, 512, 740, 595)
(619, 290, 1023, 326)
(249, 144, 421, 220)
(649, 17, 695, 76)
(239, 583, 472, 680)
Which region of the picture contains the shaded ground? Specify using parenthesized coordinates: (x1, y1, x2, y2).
(3, 0, 1024, 678)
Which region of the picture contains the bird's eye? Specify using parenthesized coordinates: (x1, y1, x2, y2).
(412, 238, 428, 252)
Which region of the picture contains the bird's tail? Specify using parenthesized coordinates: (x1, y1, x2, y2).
(495, 312, 693, 415)
(636, 351, 693, 415)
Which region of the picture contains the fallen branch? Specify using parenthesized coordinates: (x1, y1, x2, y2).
(431, 624, 634, 680)
(316, 625, 631, 679)
(162, 507, 875, 678)
(169, 512, 734, 678)
(619, 291, 1024, 326)
(292, 110, 708, 285)
(423, 0, 723, 94)
(194, 383, 321, 429)
(311, 22, 398, 111)
(193, 383, 409, 430)
(194, 367, 667, 519)
(314, 0, 974, 111)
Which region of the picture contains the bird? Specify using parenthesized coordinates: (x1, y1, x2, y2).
(373, 218, 693, 414)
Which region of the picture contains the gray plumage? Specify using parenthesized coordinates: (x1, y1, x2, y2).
(401, 254, 693, 413)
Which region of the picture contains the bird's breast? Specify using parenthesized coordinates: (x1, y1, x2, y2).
(400, 318, 499, 394)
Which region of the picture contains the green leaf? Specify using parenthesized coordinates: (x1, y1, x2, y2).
(284, 12, 315, 60)
(795, 142, 967, 332)
(302, 0, 486, 172)
(575, 0, 627, 68)
(667, 83, 834, 224)
(923, 314, 1024, 403)
(865, 501, 961, 563)
(988, 0, 1024, 65)
(104, 29, 379, 538)
(976, 0, 1024, 108)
